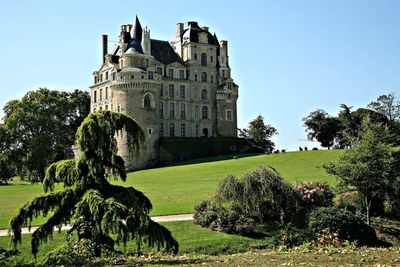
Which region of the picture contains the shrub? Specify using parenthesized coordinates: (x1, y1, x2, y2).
(295, 182, 334, 209)
(308, 207, 378, 246)
(337, 190, 385, 217)
(194, 201, 256, 235)
(279, 226, 314, 247)
(312, 147, 318, 150)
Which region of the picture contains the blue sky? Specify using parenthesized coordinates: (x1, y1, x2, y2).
(0, 0, 399, 150)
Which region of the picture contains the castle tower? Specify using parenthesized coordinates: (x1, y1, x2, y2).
(141, 27, 151, 55)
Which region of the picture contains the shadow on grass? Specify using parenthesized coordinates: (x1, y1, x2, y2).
(136, 258, 212, 266)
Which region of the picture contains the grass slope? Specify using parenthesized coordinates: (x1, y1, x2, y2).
(0, 150, 341, 229)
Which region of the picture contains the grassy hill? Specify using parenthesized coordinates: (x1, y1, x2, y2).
(0, 150, 342, 229)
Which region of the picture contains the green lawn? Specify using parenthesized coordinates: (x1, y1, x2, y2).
(0, 150, 342, 229)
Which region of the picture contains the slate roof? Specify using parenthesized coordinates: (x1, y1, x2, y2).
(151, 39, 185, 66)
(181, 22, 218, 45)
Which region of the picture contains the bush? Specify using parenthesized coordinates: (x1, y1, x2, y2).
(194, 201, 256, 235)
(337, 190, 385, 217)
(295, 182, 334, 209)
(308, 207, 378, 246)
(39, 240, 107, 267)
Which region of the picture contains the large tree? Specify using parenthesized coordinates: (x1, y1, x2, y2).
(302, 109, 341, 149)
(239, 115, 278, 152)
(368, 93, 400, 124)
(2, 88, 90, 182)
(10, 111, 178, 257)
(324, 117, 393, 224)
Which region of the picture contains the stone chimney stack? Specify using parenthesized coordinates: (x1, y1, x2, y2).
(202, 26, 209, 32)
(102, 34, 108, 63)
(176, 23, 184, 37)
(142, 26, 151, 55)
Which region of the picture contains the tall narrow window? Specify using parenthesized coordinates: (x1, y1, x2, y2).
(160, 102, 164, 118)
(160, 123, 164, 137)
(201, 89, 208, 100)
(194, 53, 198, 60)
(160, 84, 164, 97)
(195, 105, 199, 118)
(100, 89, 103, 100)
(226, 110, 233, 121)
(180, 103, 186, 119)
(93, 91, 97, 103)
(144, 94, 151, 108)
(156, 67, 162, 75)
(222, 70, 225, 78)
(201, 53, 207, 66)
(201, 72, 207, 82)
(194, 74, 198, 81)
(169, 84, 174, 98)
(195, 124, 199, 137)
(210, 55, 213, 63)
(105, 71, 109, 80)
(105, 87, 108, 99)
(169, 123, 175, 137)
(148, 71, 154, 80)
(179, 85, 186, 98)
(180, 123, 186, 137)
(168, 68, 174, 78)
(179, 70, 185, 79)
(169, 102, 175, 118)
(202, 106, 208, 119)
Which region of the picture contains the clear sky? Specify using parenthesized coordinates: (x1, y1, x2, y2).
(0, 0, 399, 150)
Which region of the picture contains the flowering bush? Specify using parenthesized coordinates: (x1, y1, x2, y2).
(295, 182, 334, 209)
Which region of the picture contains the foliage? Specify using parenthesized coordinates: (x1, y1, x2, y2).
(193, 200, 257, 235)
(308, 207, 378, 246)
(10, 111, 178, 258)
(302, 109, 341, 149)
(38, 239, 106, 267)
(278, 226, 313, 248)
(239, 115, 278, 152)
(294, 182, 334, 209)
(2, 88, 90, 182)
(324, 117, 393, 224)
(368, 93, 400, 124)
(386, 150, 400, 217)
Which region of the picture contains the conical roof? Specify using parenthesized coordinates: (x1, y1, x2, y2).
(130, 16, 143, 43)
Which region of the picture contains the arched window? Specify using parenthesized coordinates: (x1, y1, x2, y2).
(201, 53, 207, 66)
(143, 93, 153, 108)
(202, 106, 208, 119)
(201, 89, 208, 100)
(201, 72, 207, 82)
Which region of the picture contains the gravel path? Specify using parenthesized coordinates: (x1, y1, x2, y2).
(0, 213, 193, 237)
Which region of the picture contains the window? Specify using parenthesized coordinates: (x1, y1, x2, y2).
(169, 102, 175, 118)
(168, 68, 174, 78)
(148, 71, 154, 80)
(160, 84, 163, 96)
(94, 76, 97, 84)
(179, 70, 185, 79)
(226, 110, 233, 121)
(105, 105, 108, 110)
(195, 124, 199, 137)
(221, 57, 225, 64)
(194, 74, 198, 81)
(105, 87, 108, 99)
(112, 73, 116, 80)
(105, 71, 109, 80)
(202, 106, 208, 119)
(195, 105, 199, 118)
(211, 76, 214, 83)
(180, 103, 186, 119)
(117, 105, 121, 112)
(222, 70, 225, 78)
(100, 89, 103, 100)
(201, 72, 207, 82)
(93, 90, 97, 103)
(210, 55, 213, 63)
(144, 94, 151, 108)
(93, 108, 96, 112)
(160, 102, 164, 118)
(99, 106, 103, 111)
(228, 82, 232, 89)
(180, 123, 186, 137)
(156, 67, 163, 75)
(194, 53, 198, 60)
(201, 89, 208, 100)
(160, 123, 164, 137)
(169, 84, 174, 98)
(201, 53, 207, 66)
(148, 128, 153, 135)
(100, 74, 103, 82)
(169, 123, 175, 137)
(179, 85, 185, 98)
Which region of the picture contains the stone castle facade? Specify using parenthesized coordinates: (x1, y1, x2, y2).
(90, 17, 239, 169)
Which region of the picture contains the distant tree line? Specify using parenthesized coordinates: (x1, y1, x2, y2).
(0, 88, 90, 183)
(303, 93, 400, 149)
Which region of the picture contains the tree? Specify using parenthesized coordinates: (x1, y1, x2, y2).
(3, 88, 90, 182)
(0, 125, 15, 184)
(302, 109, 341, 149)
(239, 115, 278, 152)
(10, 111, 178, 257)
(324, 117, 393, 224)
(368, 93, 400, 124)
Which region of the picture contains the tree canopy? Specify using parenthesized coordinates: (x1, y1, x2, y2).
(2, 88, 90, 182)
(324, 117, 393, 224)
(10, 111, 178, 257)
(239, 115, 278, 152)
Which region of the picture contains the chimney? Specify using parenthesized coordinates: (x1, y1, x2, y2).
(202, 26, 209, 32)
(176, 23, 184, 37)
(102, 35, 108, 63)
(127, 24, 133, 32)
(220, 40, 228, 56)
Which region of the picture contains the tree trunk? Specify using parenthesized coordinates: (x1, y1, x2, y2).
(365, 196, 371, 225)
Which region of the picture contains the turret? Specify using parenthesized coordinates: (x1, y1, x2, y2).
(131, 16, 143, 42)
(141, 26, 151, 55)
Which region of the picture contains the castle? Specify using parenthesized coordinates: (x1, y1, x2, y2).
(90, 17, 239, 169)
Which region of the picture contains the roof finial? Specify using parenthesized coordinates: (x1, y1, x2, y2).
(131, 15, 143, 42)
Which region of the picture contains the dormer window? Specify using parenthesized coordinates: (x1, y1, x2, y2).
(168, 68, 174, 78)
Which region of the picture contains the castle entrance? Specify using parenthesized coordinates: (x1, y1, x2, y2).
(202, 128, 209, 137)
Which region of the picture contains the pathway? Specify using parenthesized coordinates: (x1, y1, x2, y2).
(0, 213, 193, 237)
